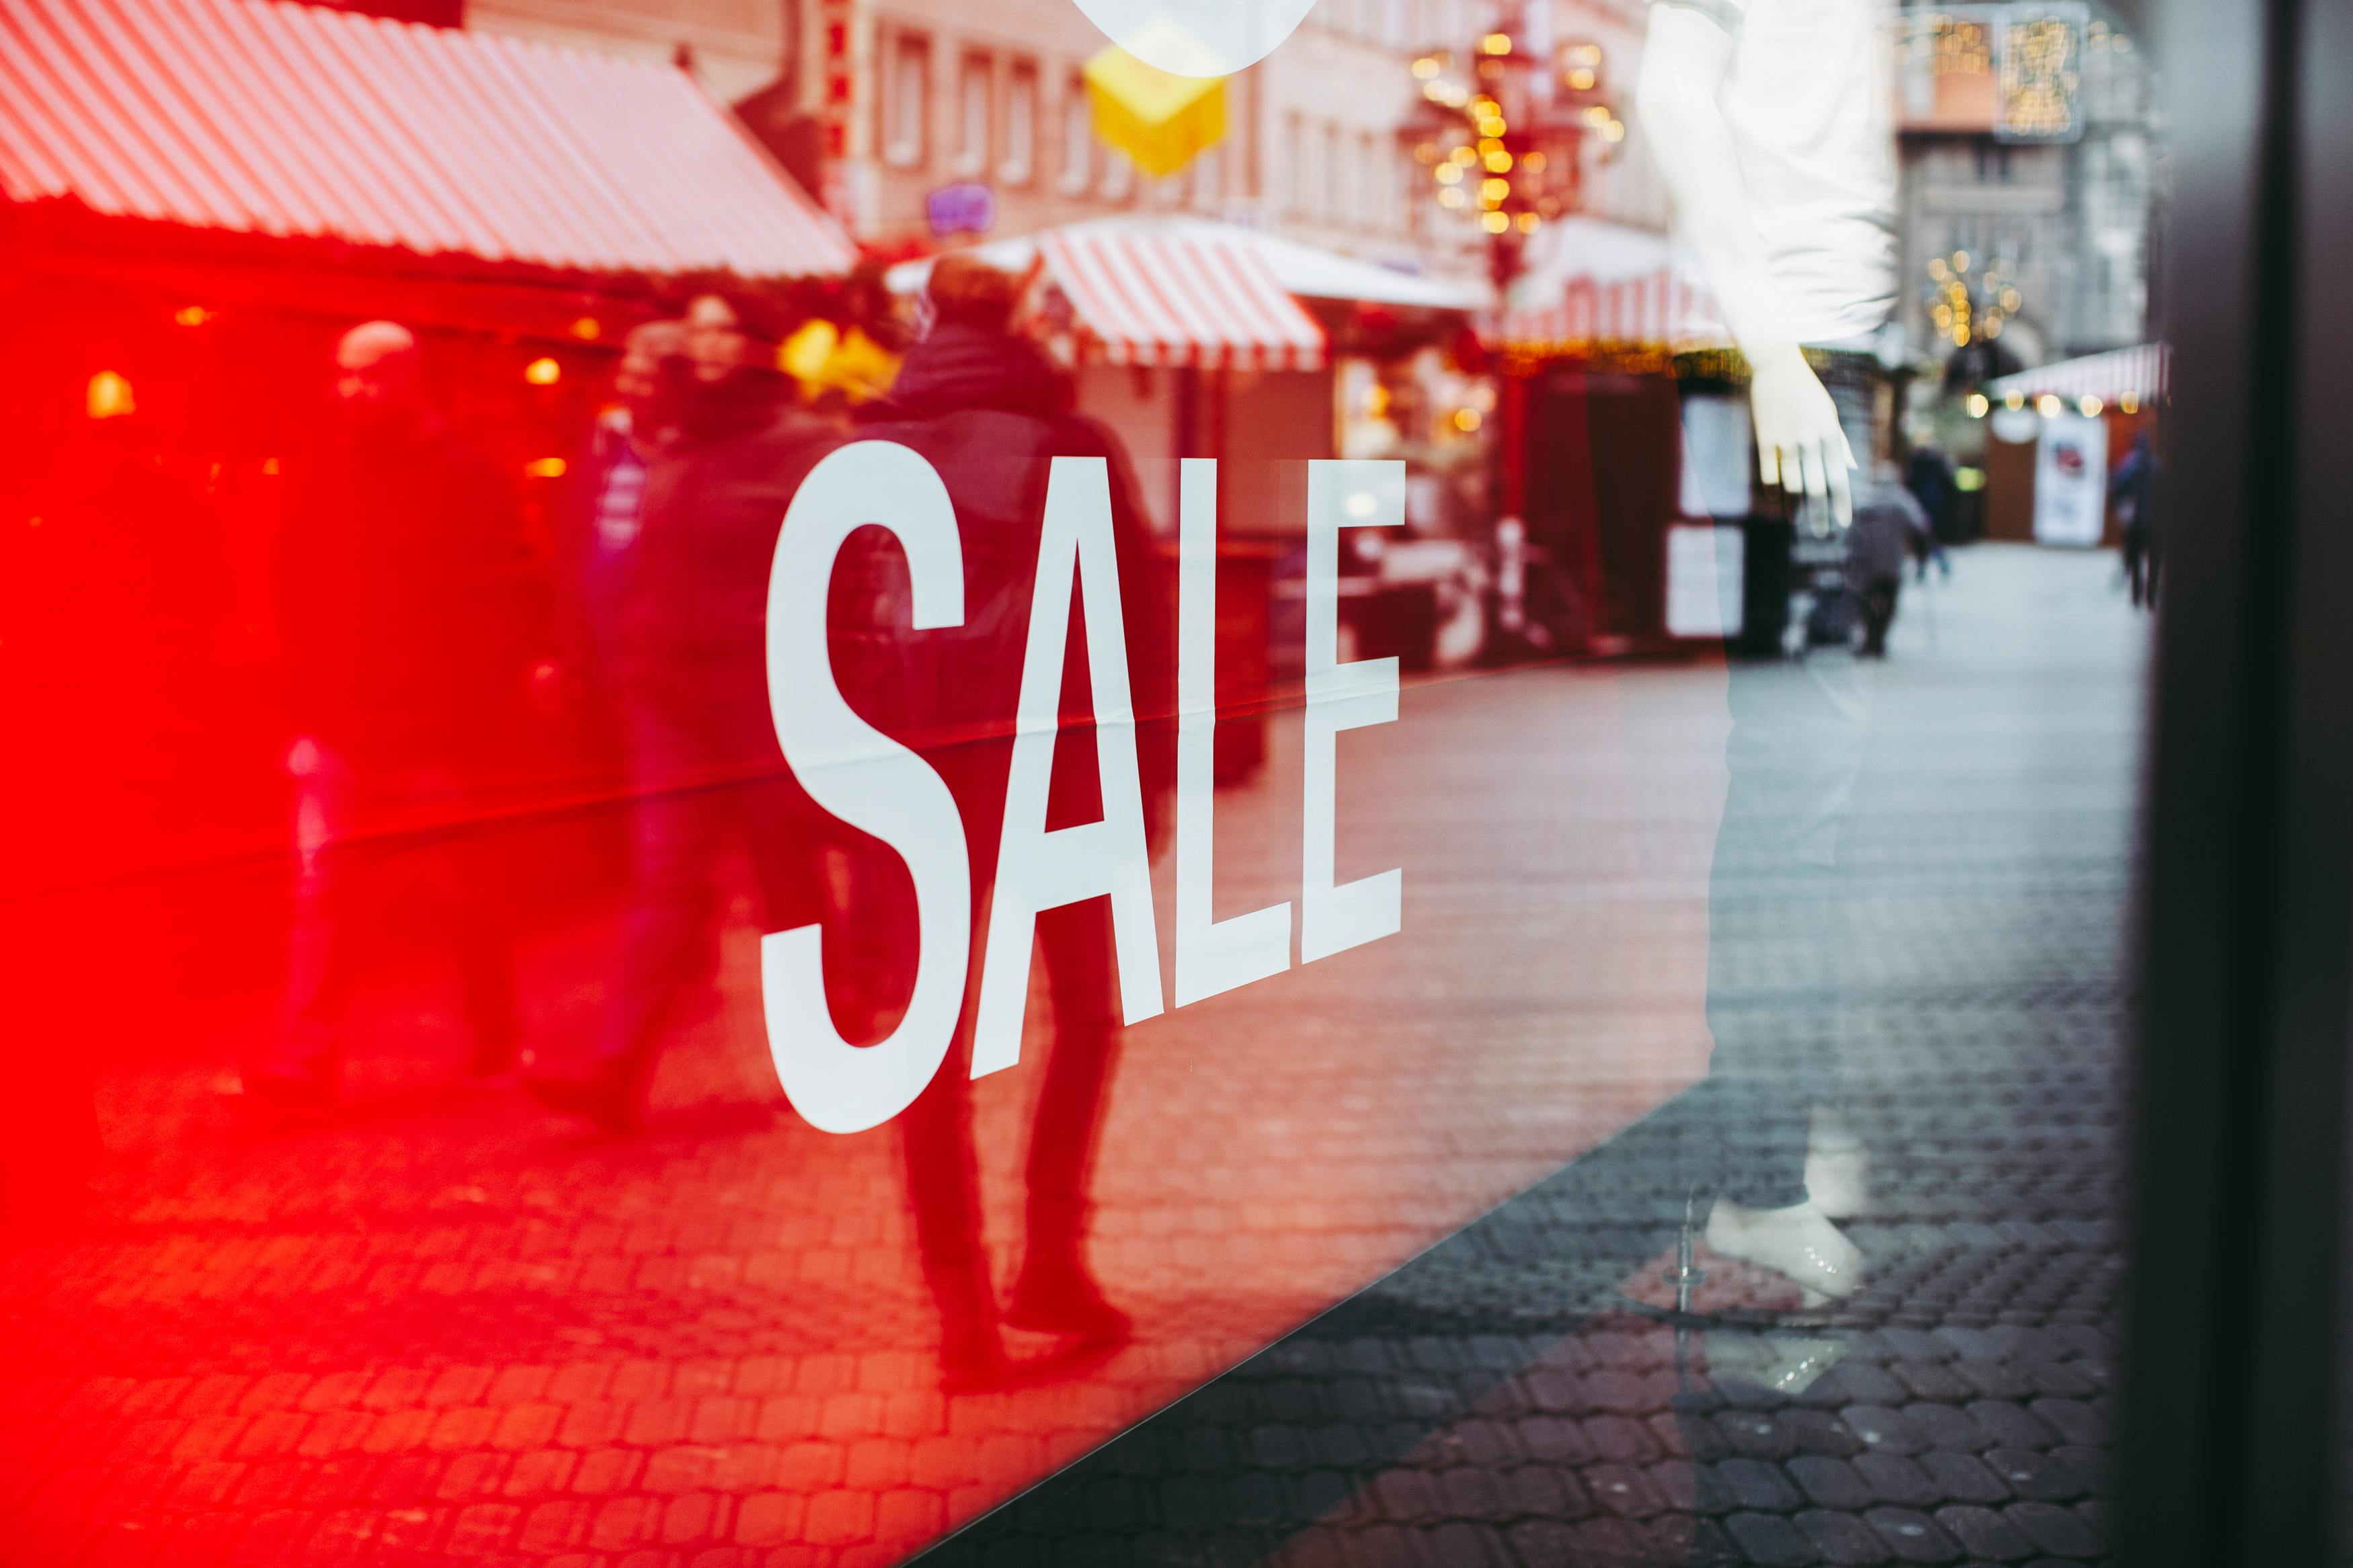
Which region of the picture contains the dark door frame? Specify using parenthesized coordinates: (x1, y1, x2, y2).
(2121, 0, 2353, 1560)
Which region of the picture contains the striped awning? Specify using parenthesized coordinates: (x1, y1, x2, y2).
(1986, 343, 2169, 407)
(1039, 224, 1327, 370)
(1494, 216, 1727, 350)
(0, 0, 856, 280)
(1497, 265, 1723, 349)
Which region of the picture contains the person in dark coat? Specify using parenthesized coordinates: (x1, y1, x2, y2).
(249, 321, 543, 1108)
(2113, 429, 2163, 609)
(1847, 462, 1932, 657)
(528, 290, 842, 1130)
(838, 255, 1178, 1385)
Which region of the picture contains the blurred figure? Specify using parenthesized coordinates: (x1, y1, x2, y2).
(565, 319, 685, 737)
(528, 291, 840, 1130)
(1903, 441, 1956, 579)
(842, 255, 1176, 1385)
(1849, 462, 1933, 657)
(248, 322, 541, 1110)
(2114, 429, 2163, 609)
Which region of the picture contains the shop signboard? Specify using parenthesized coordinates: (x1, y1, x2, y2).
(2033, 408, 2109, 546)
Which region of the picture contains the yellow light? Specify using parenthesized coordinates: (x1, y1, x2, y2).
(1412, 54, 1442, 78)
(173, 305, 212, 327)
(525, 456, 568, 479)
(1568, 42, 1602, 65)
(1437, 163, 1464, 184)
(1423, 80, 1447, 99)
(1601, 118, 1625, 142)
(1583, 104, 1611, 126)
(2036, 393, 2063, 417)
(1484, 150, 1513, 172)
(1983, 318, 2003, 338)
(1482, 210, 1511, 233)
(2079, 395, 2104, 417)
(2120, 393, 2141, 414)
(1480, 32, 1512, 54)
(261, 457, 282, 476)
(571, 316, 602, 341)
(1453, 145, 1480, 165)
(1953, 327, 1970, 345)
(2005, 390, 2026, 410)
(1515, 212, 1540, 233)
(2000, 288, 2022, 311)
(1954, 249, 1972, 272)
(1453, 407, 1483, 431)
(1439, 187, 1467, 208)
(1929, 257, 1949, 280)
(1414, 141, 1439, 163)
(1567, 66, 1597, 90)
(1523, 150, 1547, 172)
(1482, 177, 1510, 202)
(525, 357, 561, 386)
(1478, 114, 1507, 137)
(1966, 393, 1990, 417)
(85, 370, 135, 420)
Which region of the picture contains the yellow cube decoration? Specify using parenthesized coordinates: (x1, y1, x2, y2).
(1084, 42, 1228, 179)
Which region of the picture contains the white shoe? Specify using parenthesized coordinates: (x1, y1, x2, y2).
(1806, 1108, 1870, 1220)
(1704, 1197, 1866, 1305)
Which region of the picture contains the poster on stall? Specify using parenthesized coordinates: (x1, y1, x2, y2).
(2034, 410, 2108, 546)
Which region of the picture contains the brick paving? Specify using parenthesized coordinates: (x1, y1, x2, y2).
(0, 545, 2141, 1567)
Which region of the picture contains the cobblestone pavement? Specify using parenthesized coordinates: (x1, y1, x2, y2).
(924, 546, 2143, 1567)
(0, 545, 2142, 1567)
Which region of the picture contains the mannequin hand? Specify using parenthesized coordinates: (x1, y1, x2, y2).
(1750, 348, 1856, 527)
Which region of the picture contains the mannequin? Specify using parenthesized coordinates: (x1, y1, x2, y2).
(1635, 0, 1899, 1301)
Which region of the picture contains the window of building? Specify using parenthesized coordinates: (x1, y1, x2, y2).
(1282, 112, 1306, 215)
(885, 32, 928, 168)
(1002, 62, 1037, 185)
(1357, 131, 1379, 228)
(1192, 139, 1222, 211)
(957, 52, 990, 177)
(1103, 144, 1135, 200)
(1062, 74, 1092, 192)
(1327, 120, 1346, 223)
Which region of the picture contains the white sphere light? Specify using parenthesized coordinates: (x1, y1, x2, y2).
(1071, 0, 1319, 76)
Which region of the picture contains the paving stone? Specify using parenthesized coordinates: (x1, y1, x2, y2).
(1933, 1503, 2034, 1561)
(2003, 1500, 2106, 1559)
(1843, 1409, 1930, 1458)
(1798, 1506, 1898, 1566)
(1865, 1506, 1966, 1564)
(1917, 1452, 2009, 1507)
(1788, 1456, 1878, 1512)
(1725, 1510, 1825, 1567)
(1851, 1454, 1944, 1510)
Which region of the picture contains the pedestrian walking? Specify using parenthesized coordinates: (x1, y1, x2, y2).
(1849, 462, 1933, 657)
(2114, 429, 2163, 609)
(842, 255, 1178, 1386)
(526, 290, 842, 1132)
(247, 322, 545, 1110)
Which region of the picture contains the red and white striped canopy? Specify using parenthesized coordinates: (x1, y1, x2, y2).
(1494, 216, 1727, 350)
(0, 0, 857, 280)
(1498, 265, 1723, 349)
(1986, 343, 2169, 406)
(1039, 225, 1327, 371)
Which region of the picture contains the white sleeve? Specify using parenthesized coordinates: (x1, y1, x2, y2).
(1646, 0, 1745, 33)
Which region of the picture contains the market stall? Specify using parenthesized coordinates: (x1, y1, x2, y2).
(1978, 343, 2170, 545)
(0, 0, 853, 990)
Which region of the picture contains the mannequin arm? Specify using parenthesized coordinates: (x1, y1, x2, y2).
(1635, 2, 1853, 522)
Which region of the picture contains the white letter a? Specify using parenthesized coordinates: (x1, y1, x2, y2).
(971, 456, 1165, 1077)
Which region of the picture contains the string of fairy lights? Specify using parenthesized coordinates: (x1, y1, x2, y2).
(1406, 34, 1622, 247)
